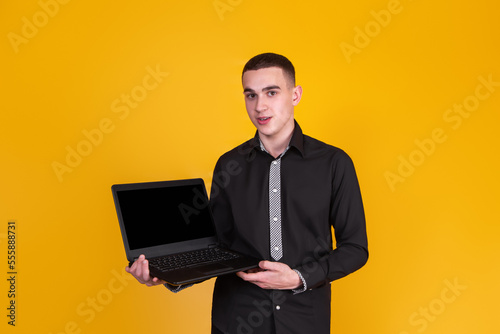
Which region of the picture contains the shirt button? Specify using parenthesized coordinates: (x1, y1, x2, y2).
(276, 305, 281, 310)
(273, 217, 278, 221)
(272, 188, 277, 193)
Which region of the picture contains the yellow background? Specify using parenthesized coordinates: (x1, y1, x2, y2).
(1, 0, 499, 333)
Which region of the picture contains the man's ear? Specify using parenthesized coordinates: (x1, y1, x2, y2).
(292, 85, 303, 106)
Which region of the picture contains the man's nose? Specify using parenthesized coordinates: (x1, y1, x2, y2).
(255, 96, 267, 112)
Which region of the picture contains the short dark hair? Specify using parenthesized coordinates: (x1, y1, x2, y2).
(242, 53, 296, 86)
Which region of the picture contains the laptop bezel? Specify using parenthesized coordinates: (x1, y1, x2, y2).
(111, 178, 218, 263)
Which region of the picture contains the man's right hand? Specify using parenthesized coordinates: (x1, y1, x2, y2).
(125, 254, 166, 287)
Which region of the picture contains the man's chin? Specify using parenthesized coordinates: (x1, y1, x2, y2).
(256, 128, 275, 138)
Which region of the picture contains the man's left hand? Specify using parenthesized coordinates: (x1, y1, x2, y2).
(236, 261, 302, 290)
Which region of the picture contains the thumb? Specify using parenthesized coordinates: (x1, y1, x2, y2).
(259, 260, 281, 271)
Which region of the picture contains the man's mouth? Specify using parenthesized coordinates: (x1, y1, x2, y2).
(257, 116, 272, 125)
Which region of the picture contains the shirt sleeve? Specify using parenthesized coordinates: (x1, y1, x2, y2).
(294, 151, 368, 289)
(209, 156, 235, 248)
(292, 269, 308, 294)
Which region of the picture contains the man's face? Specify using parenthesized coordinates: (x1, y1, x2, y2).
(242, 67, 302, 140)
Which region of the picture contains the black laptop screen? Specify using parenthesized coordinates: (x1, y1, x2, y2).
(116, 183, 216, 250)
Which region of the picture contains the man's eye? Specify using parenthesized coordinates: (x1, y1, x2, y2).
(246, 94, 256, 99)
(267, 91, 277, 97)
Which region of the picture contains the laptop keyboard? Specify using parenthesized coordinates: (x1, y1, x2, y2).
(149, 248, 240, 271)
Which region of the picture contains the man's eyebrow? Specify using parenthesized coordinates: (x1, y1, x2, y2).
(243, 85, 281, 93)
(262, 85, 281, 91)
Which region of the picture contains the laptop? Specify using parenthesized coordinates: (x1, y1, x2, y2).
(111, 178, 260, 286)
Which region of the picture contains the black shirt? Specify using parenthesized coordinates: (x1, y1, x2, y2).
(210, 121, 368, 334)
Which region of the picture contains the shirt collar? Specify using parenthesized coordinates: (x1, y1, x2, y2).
(248, 120, 305, 158)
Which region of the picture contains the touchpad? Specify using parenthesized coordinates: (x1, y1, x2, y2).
(196, 263, 233, 274)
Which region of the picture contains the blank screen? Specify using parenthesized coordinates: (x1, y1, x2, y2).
(117, 184, 215, 250)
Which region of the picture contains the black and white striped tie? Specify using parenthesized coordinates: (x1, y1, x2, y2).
(269, 157, 283, 260)
(260, 140, 289, 261)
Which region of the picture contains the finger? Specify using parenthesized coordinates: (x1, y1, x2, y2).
(247, 267, 265, 274)
(133, 258, 148, 284)
(131, 254, 145, 271)
(152, 277, 166, 285)
(236, 271, 249, 280)
(128, 255, 144, 279)
(238, 270, 269, 284)
(237, 271, 261, 282)
(140, 259, 151, 282)
(132, 260, 143, 282)
(127, 261, 136, 273)
(259, 260, 281, 271)
(126, 257, 141, 280)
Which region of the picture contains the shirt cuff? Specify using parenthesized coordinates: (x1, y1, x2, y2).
(292, 269, 308, 294)
(164, 283, 193, 293)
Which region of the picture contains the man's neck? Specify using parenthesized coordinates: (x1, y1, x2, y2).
(259, 124, 295, 158)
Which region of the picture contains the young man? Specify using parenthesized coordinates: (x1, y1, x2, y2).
(126, 53, 368, 334)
